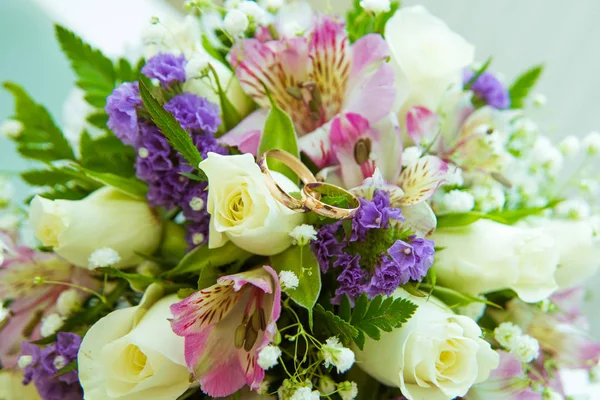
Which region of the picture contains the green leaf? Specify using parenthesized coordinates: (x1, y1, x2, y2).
(139, 80, 207, 179)
(207, 63, 242, 135)
(464, 57, 493, 90)
(417, 284, 500, 309)
(436, 212, 508, 228)
(197, 266, 220, 289)
(270, 245, 321, 311)
(79, 132, 136, 176)
(346, 0, 401, 42)
(202, 35, 228, 67)
(55, 25, 116, 108)
(54, 361, 77, 378)
(257, 88, 300, 183)
(347, 293, 417, 350)
(488, 199, 562, 224)
(21, 169, 74, 187)
(314, 304, 359, 344)
(96, 267, 159, 293)
(166, 241, 252, 277)
(509, 65, 544, 109)
(3, 82, 75, 162)
(80, 167, 148, 199)
(86, 112, 109, 130)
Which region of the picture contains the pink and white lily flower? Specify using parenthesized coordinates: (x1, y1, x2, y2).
(222, 15, 398, 181)
(170, 266, 281, 398)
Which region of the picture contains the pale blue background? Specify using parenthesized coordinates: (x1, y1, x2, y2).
(0, 0, 74, 195)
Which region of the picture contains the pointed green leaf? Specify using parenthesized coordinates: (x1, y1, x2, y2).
(166, 241, 252, 277)
(80, 168, 148, 199)
(314, 304, 359, 345)
(257, 89, 300, 183)
(207, 63, 241, 134)
(79, 131, 136, 176)
(464, 57, 493, 90)
(96, 267, 160, 293)
(139, 80, 207, 178)
(509, 65, 544, 109)
(270, 245, 321, 311)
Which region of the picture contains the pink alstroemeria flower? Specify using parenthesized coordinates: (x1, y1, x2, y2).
(170, 266, 281, 398)
(0, 230, 93, 367)
(222, 15, 397, 175)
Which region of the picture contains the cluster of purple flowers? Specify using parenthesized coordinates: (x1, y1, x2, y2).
(463, 68, 510, 109)
(105, 53, 227, 247)
(19, 332, 83, 400)
(312, 191, 435, 302)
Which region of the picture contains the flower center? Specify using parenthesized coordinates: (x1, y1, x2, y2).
(234, 289, 266, 352)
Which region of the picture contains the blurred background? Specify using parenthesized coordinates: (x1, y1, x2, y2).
(1, 0, 599, 333)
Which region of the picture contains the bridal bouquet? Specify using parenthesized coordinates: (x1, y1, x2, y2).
(2, 0, 600, 399)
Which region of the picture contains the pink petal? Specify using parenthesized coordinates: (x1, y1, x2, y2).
(398, 155, 449, 206)
(344, 62, 396, 124)
(198, 339, 247, 397)
(370, 113, 403, 184)
(218, 109, 268, 155)
(298, 120, 335, 168)
(406, 106, 439, 146)
(350, 33, 390, 79)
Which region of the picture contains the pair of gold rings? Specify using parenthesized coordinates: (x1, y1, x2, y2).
(258, 149, 360, 219)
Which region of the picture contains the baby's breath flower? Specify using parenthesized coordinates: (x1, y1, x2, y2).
(555, 199, 591, 220)
(402, 146, 422, 167)
(532, 93, 547, 107)
(56, 289, 82, 317)
(88, 247, 121, 270)
(40, 313, 65, 337)
(223, 9, 249, 37)
(558, 135, 580, 157)
(338, 381, 358, 400)
(318, 376, 336, 395)
(279, 270, 299, 291)
(290, 386, 320, 400)
(257, 345, 281, 370)
(289, 224, 318, 246)
(441, 190, 475, 213)
(360, 0, 391, 13)
(582, 131, 600, 155)
(509, 334, 540, 363)
(0, 119, 24, 139)
(185, 54, 210, 80)
(494, 322, 523, 349)
(321, 337, 355, 373)
(238, 1, 267, 25)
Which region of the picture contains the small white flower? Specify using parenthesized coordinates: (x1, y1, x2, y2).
(53, 355, 67, 370)
(257, 345, 281, 370)
(494, 322, 523, 349)
(401, 146, 422, 167)
(558, 135, 580, 157)
(290, 386, 320, 400)
(185, 54, 210, 80)
(360, 0, 391, 13)
(289, 224, 318, 246)
(555, 199, 591, 220)
(223, 9, 249, 37)
(318, 376, 336, 395)
(472, 183, 505, 212)
(88, 247, 122, 269)
(189, 196, 205, 211)
(321, 337, 355, 373)
(532, 93, 547, 107)
(17, 355, 33, 369)
(238, 1, 267, 25)
(56, 289, 82, 317)
(0, 119, 24, 139)
(279, 270, 299, 291)
(509, 334, 539, 363)
(263, 0, 284, 11)
(224, 0, 242, 9)
(531, 137, 563, 175)
(441, 190, 475, 213)
(444, 165, 464, 187)
(137, 147, 149, 158)
(338, 381, 358, 400)
(582, 131, 600, 155)
(542, 388, 563, 400)
(40, 313, 65, 337)
(192, 233, 205, 246)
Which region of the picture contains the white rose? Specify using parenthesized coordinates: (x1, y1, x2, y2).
(0, 369, 41, 400)
(355, 289, 499, 400)
(201, 153, 304, 256)
(534, 218, 600, 288)
(78, 287, 189, 400)
(29, 187, 162, 268)
(384, 5, 474, 111)
(431, 220, 559, 303)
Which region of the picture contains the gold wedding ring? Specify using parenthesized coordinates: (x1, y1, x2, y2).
(258, 149, 318, 211)
(302, 182, 360, 219)
(258, 149, 360, 219)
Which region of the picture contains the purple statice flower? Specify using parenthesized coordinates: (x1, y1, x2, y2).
(181, 183, 209, 223)
(141, 53, 187, 87)
(388, 236, 435, 283)
(333, 253, 368, 303)
(351, 190, 403, 242)
(165, 93, 221, 134)
(19, 332, 83, 400)
(105, 82, 141, 145)
(193, 131, 228, 158)
(311, 221, 344, 272)
(463, 68, 510, 109)
(367, 256, 405, 297)
(185, 221, 209, 248)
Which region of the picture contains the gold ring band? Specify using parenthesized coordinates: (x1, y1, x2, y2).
(302, 182, 360, 219)
(258, 149, 318, 211)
